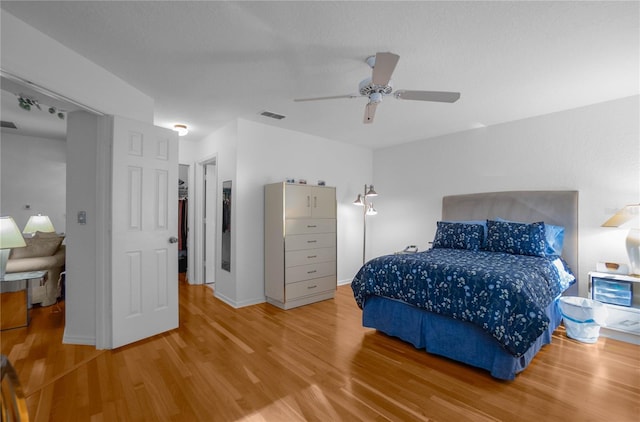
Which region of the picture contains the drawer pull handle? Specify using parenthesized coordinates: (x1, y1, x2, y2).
(307, 270, 317, 274)
(307, 225, 317, 228)
(308, 285, 317, 289)
(307, 255, 317, 259)
(307, 240, 317, 243)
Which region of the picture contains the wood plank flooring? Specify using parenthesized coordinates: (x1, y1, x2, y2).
(1, 280, 639, 421)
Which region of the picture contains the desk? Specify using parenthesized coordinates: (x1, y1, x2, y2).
(1, 270, 46, 330)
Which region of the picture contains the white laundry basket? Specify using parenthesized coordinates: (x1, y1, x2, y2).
(558, 297, 608, 343)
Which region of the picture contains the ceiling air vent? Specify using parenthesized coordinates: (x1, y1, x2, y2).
(260, 111, 286, 120)
(1, 121, 18, 129)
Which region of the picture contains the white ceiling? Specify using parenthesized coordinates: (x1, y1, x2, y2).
(1, 1, 638, 149)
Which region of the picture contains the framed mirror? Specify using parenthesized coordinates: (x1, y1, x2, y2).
(221, 180, 232, 272)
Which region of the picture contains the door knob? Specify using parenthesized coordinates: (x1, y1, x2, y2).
(169, 236, 178, 244)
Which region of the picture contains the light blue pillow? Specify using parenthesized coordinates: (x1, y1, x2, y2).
(433, 221, 484, 251)
(543, 223, 565, 256)
(496, 217, 565, 256)
(486, 220, 547, 257)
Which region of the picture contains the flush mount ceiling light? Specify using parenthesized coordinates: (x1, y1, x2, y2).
(173, 124, 188, 136)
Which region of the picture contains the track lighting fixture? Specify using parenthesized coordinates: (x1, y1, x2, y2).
(17, 95, 65, 119)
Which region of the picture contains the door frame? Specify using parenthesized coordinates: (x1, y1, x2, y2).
(95, 116, 112, 349)
(193, 154, 218, 285)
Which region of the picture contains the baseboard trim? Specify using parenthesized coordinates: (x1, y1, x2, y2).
(214, 291, 266, 309)
(338, 278, 352, 286)
(62, 328, 96, 346)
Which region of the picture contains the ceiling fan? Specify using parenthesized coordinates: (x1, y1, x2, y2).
(294, 52, 460, 124)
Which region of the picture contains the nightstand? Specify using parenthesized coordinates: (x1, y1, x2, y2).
(588, 271, 640, 344)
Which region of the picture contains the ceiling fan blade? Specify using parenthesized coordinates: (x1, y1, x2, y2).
(371, 52, 400, 86)
(363, 102, 378, 124)
(294, 94, 359, 102)
(394, 90, 461, 103)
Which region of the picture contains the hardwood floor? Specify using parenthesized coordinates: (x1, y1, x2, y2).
(2, 280, 639, 421)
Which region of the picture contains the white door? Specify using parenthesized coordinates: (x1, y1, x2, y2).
(111, 116, 179, 348)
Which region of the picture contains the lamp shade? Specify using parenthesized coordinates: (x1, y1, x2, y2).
(602, 205, 640, 228)
(365, 185, 378, 197)
(603, 204, 640, 275)
(23, 214, 55, 234)
(0, 217, 27, 249)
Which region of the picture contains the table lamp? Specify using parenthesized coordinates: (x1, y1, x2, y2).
(0, 217, 27, 279)
(602, 204, 640, 276)
(22, 214, 55, 236)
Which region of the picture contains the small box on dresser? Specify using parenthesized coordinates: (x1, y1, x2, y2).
(589, 271, 640, 344)
(264, 182, 337, 310)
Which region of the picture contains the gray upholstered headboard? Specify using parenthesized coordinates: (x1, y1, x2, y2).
(442, 191, 579, 290)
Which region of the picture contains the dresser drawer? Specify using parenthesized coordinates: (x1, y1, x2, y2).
(286, 276, 336, 301)
(286, 261, 336, 284)
(592, 277, 633, 307)
(286, 247, 336, 267)
(605, 306, 640, 335)
(286, 219, 336, 235)
(285, 233, 335, 251)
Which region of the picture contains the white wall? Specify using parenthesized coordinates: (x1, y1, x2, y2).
(188, 120, 239, 304)
(371, 96, 640, 297)
(236, 119, 372, 304)
(64, 112, 100, 345)
(185, 119, 372, 307)
(1, 11, 153, 123)
(0, 133, 66, 232)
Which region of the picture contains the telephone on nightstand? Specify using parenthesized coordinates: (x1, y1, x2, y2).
(396, 245, 419, 254)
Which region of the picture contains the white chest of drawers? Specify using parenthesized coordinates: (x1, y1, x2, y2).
(264, 182, 337, 309)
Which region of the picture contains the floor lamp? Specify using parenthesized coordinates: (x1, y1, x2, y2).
(353, 184, 378, 264)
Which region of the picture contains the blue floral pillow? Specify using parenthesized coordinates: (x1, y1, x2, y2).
(485, 220, 547, 257)
(432, 221, 484, 251)
(443, 220, 489, 247)
(496, 217, 565, 256)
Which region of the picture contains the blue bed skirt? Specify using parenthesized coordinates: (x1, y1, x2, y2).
(362, 295, 563, 380)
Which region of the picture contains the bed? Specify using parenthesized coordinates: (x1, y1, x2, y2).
(351, 191, 578, 380)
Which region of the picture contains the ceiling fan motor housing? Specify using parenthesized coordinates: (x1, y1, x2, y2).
(359, 77, 393, 102)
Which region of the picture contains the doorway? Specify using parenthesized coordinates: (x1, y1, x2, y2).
(194, 156, 217, 287)
(178, 164, 189, 277)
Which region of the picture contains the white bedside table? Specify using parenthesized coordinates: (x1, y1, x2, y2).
(588, 271, 640, 344)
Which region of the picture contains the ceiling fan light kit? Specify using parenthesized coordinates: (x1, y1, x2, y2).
(294, 52, 460, 124)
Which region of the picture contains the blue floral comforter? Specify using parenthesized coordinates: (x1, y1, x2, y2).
(351, 248, 575, 357)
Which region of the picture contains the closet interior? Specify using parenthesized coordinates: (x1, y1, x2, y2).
(178, 165, 189, 274)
